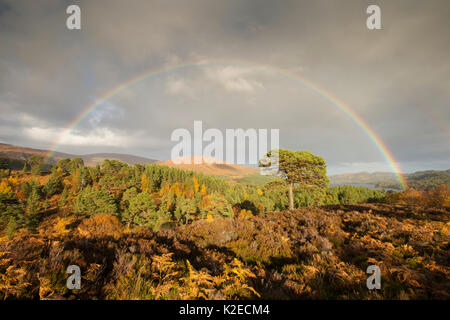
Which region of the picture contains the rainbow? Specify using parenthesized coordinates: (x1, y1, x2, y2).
(45, 60, 409, 189)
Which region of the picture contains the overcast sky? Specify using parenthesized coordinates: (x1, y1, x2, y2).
(0, 0, 449, 174)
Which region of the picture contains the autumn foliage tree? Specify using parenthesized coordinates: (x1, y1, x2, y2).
(77, 214, 123, 239)
(259, 149, 328, 210)
(141, 174, 150, 193)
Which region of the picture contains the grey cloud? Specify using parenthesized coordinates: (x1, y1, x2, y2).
(0, 0, 449, 174)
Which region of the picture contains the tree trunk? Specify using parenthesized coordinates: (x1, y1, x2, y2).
(288, 182, 294, 210)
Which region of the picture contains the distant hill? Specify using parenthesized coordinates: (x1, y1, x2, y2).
(329, 172, 398, 188)
(157, 156, 259, 178)
(406, 169, 450, 189)
(79, 153, 156, 166)
(0, 142, 73, 163)
(0, 143, 157, 167)
(329, 170, 450, 190)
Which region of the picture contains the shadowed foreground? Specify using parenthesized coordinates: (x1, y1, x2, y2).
(0, 204, 448, 300)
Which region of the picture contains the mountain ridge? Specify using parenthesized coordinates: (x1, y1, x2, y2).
(329, 170, 450, 189)
(0, 143, 157, 166)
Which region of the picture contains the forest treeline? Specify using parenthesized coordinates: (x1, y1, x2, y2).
(1, 156, 449, 237)
(0, 156, 391, 237)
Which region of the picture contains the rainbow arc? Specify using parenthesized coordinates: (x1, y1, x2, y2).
(45, 60, 409, 189)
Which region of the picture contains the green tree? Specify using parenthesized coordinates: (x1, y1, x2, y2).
(21, 179, 41, 199)
(44, 170, 63, 197)
(56, 158, 71, 172)
(202, 193, 233, 219)
(26, 187, 41, 215)
(0, 194, 26, 237)
(73, 167, 91, 191)
(99, 175, 124, 192)
(259, 149, 328, 210)
(73, 186, 117, 217)
(89, 165, 102, 183)
(240, 193, 274, 214)
(174, 196, 198, 224)
(29, 155, 44, 176)
(101, 159, 127, 175)
(70, 158, 84, 171)
(121, 187, 138, 210)
(59, 186, 68, 209)
(126, 192, 157, 227)
(5, 216, 21, 237)
(25, 187, 41, 233)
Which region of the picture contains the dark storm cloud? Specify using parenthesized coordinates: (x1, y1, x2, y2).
(0, 0, 449, 173)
